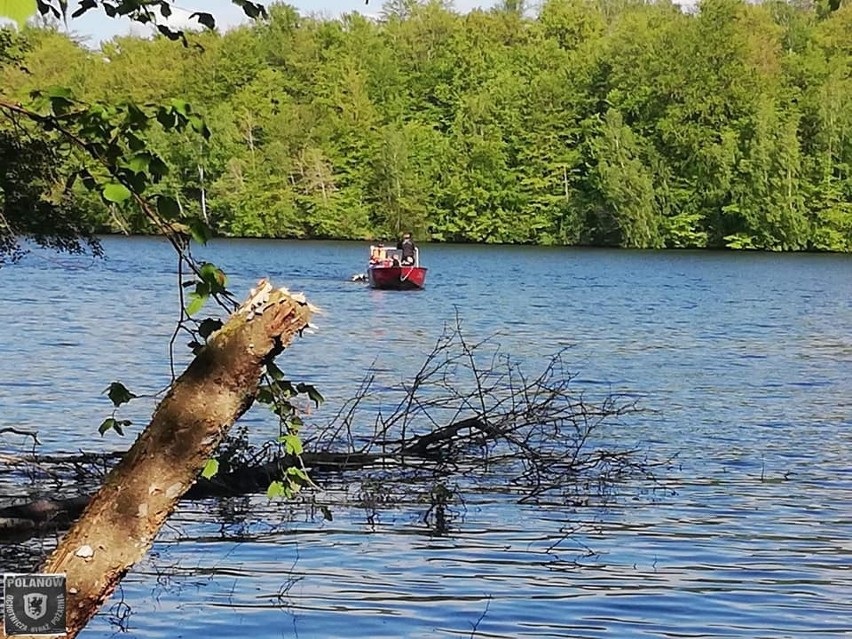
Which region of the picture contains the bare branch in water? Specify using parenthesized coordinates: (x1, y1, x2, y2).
(2, 319, 656, 541)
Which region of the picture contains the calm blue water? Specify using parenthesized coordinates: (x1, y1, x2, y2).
(1, 237, 851, 638)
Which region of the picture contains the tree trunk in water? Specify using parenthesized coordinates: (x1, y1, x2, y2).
(22, 281, 311, 639)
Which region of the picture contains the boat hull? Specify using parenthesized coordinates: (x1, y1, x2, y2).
(367, 265, 428, 290)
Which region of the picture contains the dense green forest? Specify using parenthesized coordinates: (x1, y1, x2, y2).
(1, 0, 851, 250)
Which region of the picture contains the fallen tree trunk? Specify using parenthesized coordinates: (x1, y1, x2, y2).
(0, 426, 479, 539)
(0, 451, 389, 539)
(14, 280, 311, 639)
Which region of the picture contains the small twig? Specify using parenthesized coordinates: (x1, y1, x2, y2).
(469, 595, 492, 639)
(0, 427, 41, 446)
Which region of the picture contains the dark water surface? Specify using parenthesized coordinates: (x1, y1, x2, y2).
(1, 238, 850, 638)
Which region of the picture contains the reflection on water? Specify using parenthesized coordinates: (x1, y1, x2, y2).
(1, 238, 850, 637)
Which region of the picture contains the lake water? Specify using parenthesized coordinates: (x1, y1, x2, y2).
(1, 237, 851, 638)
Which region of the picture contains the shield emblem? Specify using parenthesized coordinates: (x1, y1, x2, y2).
(23, 593, 48, 621)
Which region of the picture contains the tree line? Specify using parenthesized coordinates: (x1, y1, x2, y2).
(2, 0, 851, 250)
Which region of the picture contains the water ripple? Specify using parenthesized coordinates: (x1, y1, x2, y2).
(2, 239, 851, 638)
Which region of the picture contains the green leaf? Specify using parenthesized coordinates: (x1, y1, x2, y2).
(188, 219, 212, 245)
(256, 386, 274, 404)
(296, 383, 324, 407)
(125, 131, 146, 152)
(266, 480, 286, 499)
(186, 291, 207, 316)
(280, 434, 303, 456)
(201, 459, 219, 479)
(199, 262, 227, 293)
(125, 153, 151, 174)
(0, 0, 37, 28)
(104, 381, 136, 407)
(191, 11, 215, 29)
(148, 155, 169, 181)
(287, 466, 309, 483)
(98, 418, 116, 436)
(232, 0, 266, 19)
(287, 415, 305, 435)
(157, 195, 180, 220)
(44, 85, 73, 99)
(156, 106, 178, 129)
(98, 417, 131, 436)
(188, 114, 211, 140)
(266, 361, 285, 381)
(103, 182, 132, 203)
(170, 98, 191, 117)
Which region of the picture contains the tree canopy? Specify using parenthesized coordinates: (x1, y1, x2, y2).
(2, 0, 851, 252)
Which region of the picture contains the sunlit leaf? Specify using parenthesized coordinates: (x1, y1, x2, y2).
(45, 85, 73, 99)
(186, 291, 207, 316)
(266, 480, 286, 499)
(125, 153, 151, 174)
(280, 434, 303, 456)
(199, 262, 227, 293)
(0, 0, 37, 27)
(98, 417, 116, 436)
(103, 182, 132, 203)
(287, 466, 309, 483)
(201, 458, 219, 479)
(98, 417, 131, 436)
(170, 98, 191, 117)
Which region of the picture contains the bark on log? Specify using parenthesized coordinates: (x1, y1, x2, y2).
(4, 281, 311, 639)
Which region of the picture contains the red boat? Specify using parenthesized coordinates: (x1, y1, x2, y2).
(366, 245, 428, 290)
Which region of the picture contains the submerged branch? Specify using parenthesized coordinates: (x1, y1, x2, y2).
(2, 319, 653, 545)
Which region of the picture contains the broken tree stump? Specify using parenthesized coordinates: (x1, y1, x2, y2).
(14, 281, 312, 639)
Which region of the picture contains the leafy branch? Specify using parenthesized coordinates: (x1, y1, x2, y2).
(0, 3, 321, 493)
(26, 1, 269, 43)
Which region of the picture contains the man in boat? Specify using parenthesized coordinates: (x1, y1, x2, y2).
(397, 233, 416, 265)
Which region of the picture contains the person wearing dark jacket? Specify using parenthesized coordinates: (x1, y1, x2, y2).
(397, 233, 416, 265)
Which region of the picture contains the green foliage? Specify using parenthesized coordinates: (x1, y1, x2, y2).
(184, 261, 227, 315)
(201, 458, 219, 479)
(105, 381, 136, 407)
(3, 0, 852, 253)
(98, 417, 132, 436)
(0, 0, 35, 28)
